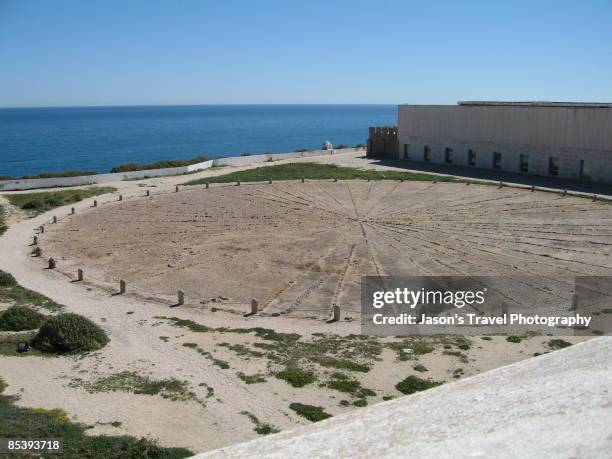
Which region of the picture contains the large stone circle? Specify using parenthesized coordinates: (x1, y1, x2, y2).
(45, 181, 612, 319)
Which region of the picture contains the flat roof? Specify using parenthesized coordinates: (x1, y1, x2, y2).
(458, 101, 612, 108)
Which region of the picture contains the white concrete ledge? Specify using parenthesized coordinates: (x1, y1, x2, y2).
(195, 338, 612, 459)
(0, 148, 362, 191)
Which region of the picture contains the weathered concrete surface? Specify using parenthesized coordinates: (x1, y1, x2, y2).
(197, 337, 612, 458)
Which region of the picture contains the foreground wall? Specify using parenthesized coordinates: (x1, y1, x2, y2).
(0, 148, 360, 191)
(398, 104, 612, 184)
(196, 338, 612, 458)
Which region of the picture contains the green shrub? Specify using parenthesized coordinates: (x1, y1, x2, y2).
(506, 336, 522, 343)
(275, 368, 315, 388)
(0, 306, 45, 331)
(0, 271, 17, 287)
(547, 339, 572, 350)
(289, 403, 331, 422)
(32, 313, 109, 353)
(353, 399, 367, 407)
(395, 376, 442, 395)
(413, 363, 428, 372)
(335, 144, 349, 149)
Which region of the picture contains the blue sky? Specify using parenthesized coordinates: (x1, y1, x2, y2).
(1, 0, 611, 107)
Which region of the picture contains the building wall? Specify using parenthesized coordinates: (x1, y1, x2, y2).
(397, 104, 612, 183)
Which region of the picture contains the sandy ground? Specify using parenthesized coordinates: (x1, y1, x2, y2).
(0, 152, 609, 453)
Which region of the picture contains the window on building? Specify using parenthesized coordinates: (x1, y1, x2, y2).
(445, 148, 453, 164)
(403, 144, 410, 159)
(492, 152, 502, 169)
(548, 156, 559, 176)
(424, 146, 431, 161)
(519, 154, 529, 172)
(467, 149, 476, 166)
(580, 159, 591, 180)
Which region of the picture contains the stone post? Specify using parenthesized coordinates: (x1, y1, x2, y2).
(206, 182, 210, 189)
(48, 258, 56, 269)
(301, 177, 305, 183)
(40, 225, 45, 234)
(268, 178, 272, 184)
(71, 207, 75, 215)
(53, 216, 57, 224)
(77, 268, 83, 281)
(178, 290, 184, 305)
(334, 177, 338, 182)
(175, 185, 179, 192)
(93, 200, 97, 207)
(328, 305, 340, 323)
(236, 180, 240, 186)
(34, 247, 42, 257)
(118, 194, 123, 201)
(119, 280, 126, 294)
(251, 299, 259, 315)
(146, 190, 150, 196)
(33, 235, 38, 245)
(531, 185, 536, 192)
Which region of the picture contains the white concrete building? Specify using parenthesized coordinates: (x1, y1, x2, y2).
(397, 102, 612, 184)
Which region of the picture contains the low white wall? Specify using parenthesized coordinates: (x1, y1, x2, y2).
(0, 149, 361, 191)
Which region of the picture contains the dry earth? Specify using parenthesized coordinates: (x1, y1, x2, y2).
(0, 153, 610, 454)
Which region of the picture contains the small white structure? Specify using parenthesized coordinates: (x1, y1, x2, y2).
(322, 140, 333, 150)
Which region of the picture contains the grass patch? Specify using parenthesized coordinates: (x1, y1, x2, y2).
(0, 205, 6, 235)
(326, 372, 376, 398)
(395, 376, 442, 395)
(0, 305, 46, 331)
(237, 372, 267, 384)
(183, 163, 456, 186)
(111, 156, 207, 173)
(21, 170, 99, 179)
(240, 411, 280, 435)
(413, 363, 428, 373)
(353, 399, 367, 407)
(0, 270, 63, 312)
(307, 354, 370, 373)
(182, 342, 230, 369)
(0, 331, 48, 357)
(275, 368, 315, 388)
(506, 335, 522, 343)
(547, 339, 573, 350)
(289, 403, 332, 422)
(481, 336, 493, 341)
(32, 313, 109, 354)
(0, 377, 192, 458)
(5, 186, 116, 216)
(73, 371, 198, 403)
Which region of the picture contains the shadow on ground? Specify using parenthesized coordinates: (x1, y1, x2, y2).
(364, 156, 611, 196)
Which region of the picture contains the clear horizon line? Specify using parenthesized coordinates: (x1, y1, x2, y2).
(0, 102, 399, 110)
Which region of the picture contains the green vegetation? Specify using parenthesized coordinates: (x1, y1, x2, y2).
(452, 368, 464, 379)
(5, 186, 116, 216)
(289, 403, 332, 423)
(240, 411, 280, 435)
(0, 269, 63, 311)
(183, 163, 455, 186)
(395, 376, 442, 395)
(0, 205, 6, 235)
(326, 372, 376, 399)
(32, 313, 109, 353)
(275, 368, 316, 388)
(0, 377, 192, 458)
(547, 339, 573, 350)
(353, 399, 367, 407)
(111, 156, 207, 173)
(506, 335, 522, 343)
(237, 372, 267, 384)
(355, 143, 366, 148)
(0, 331, 48, 357)
(21, 170, 98, 179)
(413, 363, 428, 373)
(72, 371, 198, 404)
(334, 144, 349, 149)
(306, 355, 369, 373)
(481, 336, 493, 341)
(0, 305, 45, 331)
(182, 342, 230, 369)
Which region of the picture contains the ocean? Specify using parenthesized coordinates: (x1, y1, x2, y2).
(0, 105, 396, 178)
